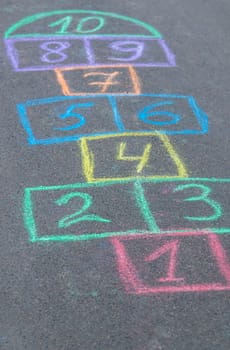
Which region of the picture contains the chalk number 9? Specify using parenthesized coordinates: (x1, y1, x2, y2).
(108, 41, 145, 62)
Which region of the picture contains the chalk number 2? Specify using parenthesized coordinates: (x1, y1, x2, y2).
(173, 184, 222, 221)
(55, 191, 111, 228)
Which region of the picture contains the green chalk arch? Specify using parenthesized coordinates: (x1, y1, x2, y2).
(4, 9, 162, 38)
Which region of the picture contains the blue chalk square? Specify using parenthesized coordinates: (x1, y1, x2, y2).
(17, 95, 119, 145)
(113, 94, 209, 135)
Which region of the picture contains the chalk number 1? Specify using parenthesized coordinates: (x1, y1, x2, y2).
(173, 184, 222, 221)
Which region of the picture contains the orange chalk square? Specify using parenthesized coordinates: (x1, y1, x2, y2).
(55, 65, 141, 95)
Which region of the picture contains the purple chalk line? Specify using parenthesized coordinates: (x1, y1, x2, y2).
(4, 36, 176, 71)
(13, 63, 175, 72)
(4, 39, 19, 69)
(83, 37, 95, 65)
(158, 39, 176, 66)
(5, 35, 159, 42)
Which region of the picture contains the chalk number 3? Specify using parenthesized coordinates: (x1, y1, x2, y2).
(173, 184, 222, 221)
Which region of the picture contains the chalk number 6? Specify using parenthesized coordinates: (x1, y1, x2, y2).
(173, 184, 222, 221)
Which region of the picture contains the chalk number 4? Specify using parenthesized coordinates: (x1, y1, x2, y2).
(173, 184, 222, 221)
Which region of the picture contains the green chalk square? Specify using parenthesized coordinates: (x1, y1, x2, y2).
(24, 177, 230, 243)
(23, 180, 152, 242)
(140, 177, 230, 235)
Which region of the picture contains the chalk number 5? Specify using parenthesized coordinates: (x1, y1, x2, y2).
(173, 184, 222, 221)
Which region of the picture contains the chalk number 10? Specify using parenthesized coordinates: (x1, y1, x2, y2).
(48, 16, 105, 34)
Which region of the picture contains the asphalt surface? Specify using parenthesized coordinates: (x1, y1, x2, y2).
(0, 1, 229, 349)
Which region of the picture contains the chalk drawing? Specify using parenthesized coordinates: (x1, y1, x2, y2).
(117, 142, 152, 173)
(4, 37, 175, 71)
(55, 66, 141, 95)
(144, 239, 184, 283)
(23, 181, 151, 242)
(5, 9, 228, 298)
(17, 95, 117, 145)
(82, 71, 120, 93)
(16, 94, 209, 145)
(173, 184, 222, 221)
(88, 37, 175, 67)
(55, 191, 111, 228)
(142, 178, 229, 234)
(108, 40, 145, 61)
(23, 178, 230, 242)
(48, 15, 106, 34)
(40, 40, 71, 63)
(110, 231, 230, 294)
(113, 94, 208, 135)
(79, 132, 188, 182)
(4, 10, 162, 38)
(54, 102, 92, 132)
(138, 101, 181, 126)
(4, 10, 176, 71)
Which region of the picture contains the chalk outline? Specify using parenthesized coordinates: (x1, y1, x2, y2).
(55, 65, 141, 95)
(110, 231, 230, 293)
(111, 94, 209, 135)
(4, 10, 162, 39)
(79, 132, 188, 182)
(24, 181, 150, 242)
(24, 178, 230, 242)
(4, 37, 175, 71)
(17, 94, 208, 145)
(17, 95, 121, 145)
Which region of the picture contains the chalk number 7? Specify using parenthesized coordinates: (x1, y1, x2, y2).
(173, 184, 222, 221)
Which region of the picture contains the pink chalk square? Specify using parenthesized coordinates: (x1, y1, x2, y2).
(110, 231, 230, 294)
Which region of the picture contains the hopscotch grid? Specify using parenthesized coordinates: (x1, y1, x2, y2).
(5, 9, 229, 295)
